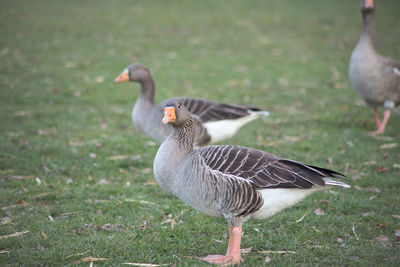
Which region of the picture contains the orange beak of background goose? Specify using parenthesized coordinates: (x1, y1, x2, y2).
(114, 69, 129, 83)
(162, 107, 176, 124)
(364, 0, 374, 8)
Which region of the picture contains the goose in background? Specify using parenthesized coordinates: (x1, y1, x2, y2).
(114, 64, 269, 146)
(349, 0, 400, 135)
(153, 100, 350, 266)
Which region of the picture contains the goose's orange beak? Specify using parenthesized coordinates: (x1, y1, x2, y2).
(162, 107, 176, 124)
(114, 69, 129, 83)
(364, 0, 374, 8)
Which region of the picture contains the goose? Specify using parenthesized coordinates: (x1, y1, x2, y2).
(349, 0, 400, 135)
(153, 100, 350, 266)
(114, 64, 269, 146)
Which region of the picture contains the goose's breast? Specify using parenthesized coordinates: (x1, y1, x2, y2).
(172, 163, 224, 218)
(350, 56, 383, 103)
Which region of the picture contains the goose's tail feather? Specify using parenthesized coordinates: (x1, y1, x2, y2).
(323, 178, 351, 188)
(248, 109, 270, 117)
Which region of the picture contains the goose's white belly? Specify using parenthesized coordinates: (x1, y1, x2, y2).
(204, 115, 259, 144)
(251, 188, 320, 220)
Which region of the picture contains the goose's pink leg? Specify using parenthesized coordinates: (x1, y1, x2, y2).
(373, 107, 382, 128)
(202, 226, 244, 266)
(369, 110, 391, 135)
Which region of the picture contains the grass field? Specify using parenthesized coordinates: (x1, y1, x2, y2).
(1, 0, 399, 266)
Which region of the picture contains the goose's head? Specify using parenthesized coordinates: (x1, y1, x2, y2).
(162, 100, 192, 127)
(114, 64, 150, 83)
(361, 0, 374, 12)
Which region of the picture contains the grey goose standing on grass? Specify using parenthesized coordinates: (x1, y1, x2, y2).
(114, 64, 269, 146)
(349, 0, 400, 135)
(153, 100, 350, 266)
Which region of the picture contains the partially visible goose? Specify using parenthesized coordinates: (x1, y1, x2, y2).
(153, 100, 350, 266)
(349, 0, 400, 135)
(114, 64, 269, 146)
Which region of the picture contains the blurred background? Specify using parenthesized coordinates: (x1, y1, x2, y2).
(0, 0, 399, 265)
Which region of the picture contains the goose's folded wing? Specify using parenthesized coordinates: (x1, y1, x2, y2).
(381, 56, 400, 77)
(382, 56, 400, 69)
(179, 98, 264, 122)
(198, 145, 346, 189)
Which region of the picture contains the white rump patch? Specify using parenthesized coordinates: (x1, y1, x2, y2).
(252, 179, 349, 220)
(251, 188, 320, 220)
(204, 111, 268, 144)
(394, 67, 400, 76)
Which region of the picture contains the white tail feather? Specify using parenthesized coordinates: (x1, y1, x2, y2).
(393, 67, 400, 76)
(248, 110, 270, 117)
(323, 178, 351, 188)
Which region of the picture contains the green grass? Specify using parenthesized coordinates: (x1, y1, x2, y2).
(1, 0, 399, 266)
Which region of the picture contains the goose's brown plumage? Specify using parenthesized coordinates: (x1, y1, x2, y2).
(199, 145, 344, 189)
(153, 100, 350, 266)
(114, 64, 269, 146)
(181, 98, 262, 122)
(349, 0, 400, 134)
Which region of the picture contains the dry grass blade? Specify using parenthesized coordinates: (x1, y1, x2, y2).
(58, 211, 80, 217)
(81, 257, 107, 262)
(65, 250, 90, 259)
(40, 230, 48, 240)
(10, 175, 34, 180)
(106, 155, 129, 160)
(1, 204, 18, 210)
(260, 250, 297, 254)
(295, 213, 307, 223)
(241, 246, 253, 254)
(0, 216, 11, 225)
(352, 225, 359, 240)
(2, 200, 31, 210)
(379, 143, 397, 149)
(0, 231, 29, 240)
(122, 263, 170, 266)
(123, 199, 156, 205)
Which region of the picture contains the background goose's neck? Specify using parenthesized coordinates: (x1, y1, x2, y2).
(138, 76, 155, 106)
(360, 10, 375, 46)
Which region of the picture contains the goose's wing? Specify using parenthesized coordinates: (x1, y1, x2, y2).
(381, 56, 400, 69)
(380, 56, 400, 92)
(179, 98, 264, 122)
(198, 145, 346, 189)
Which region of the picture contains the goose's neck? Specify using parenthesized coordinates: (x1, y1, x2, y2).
(154, 118, 195, 195)
(138, 77, 155, 107)
(170, 118, 195, 152)
(360, 10, 375, 47)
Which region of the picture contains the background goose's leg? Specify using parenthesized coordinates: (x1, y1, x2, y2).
(202, 226, 244, 266)
(373, 107, 382, 128)
(370, 109, 391, 135)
